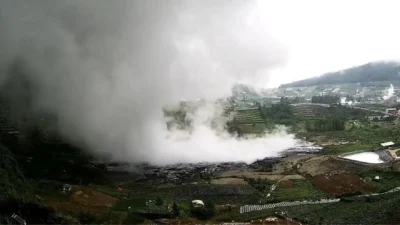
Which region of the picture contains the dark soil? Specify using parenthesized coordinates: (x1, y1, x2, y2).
(312, 173, 375, 196)
(278, 180, 294, 189)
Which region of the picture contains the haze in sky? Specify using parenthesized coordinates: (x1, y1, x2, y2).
(258, 0, 400, 88)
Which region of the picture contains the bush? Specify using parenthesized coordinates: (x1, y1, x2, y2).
(172, 202, 179, 217)
(155, 196, 163, 206)
(76, 210, 97, 224)
(123, 212, 145, 224)
(337, 191, 362, 198)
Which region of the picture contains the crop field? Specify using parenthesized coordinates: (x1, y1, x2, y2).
(272, 180, 327, 202)
(155, 184, 261, 205)
(306, 129, 393, 147)
(223, 192, 400, 225)
(231, 109, 267, 134)
(312, 174, 375, 196)
(278, 180, 294, 188)
(233, 110, 264, 124)
(252, 124, 267, 133)
(292, 105, 321, 118)
(322, 143, 377, 155)
(237, 124, 254, 133)
(39, 185, 124, 223)
(358, 170, 400, 193)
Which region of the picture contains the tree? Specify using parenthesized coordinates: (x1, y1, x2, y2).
(77, 210, 97, 224)
(280, 97, 290, 104)
(259, 103, 294, 126)
(204, 201, 216, 218)
(311, 95, 340, 104)
(305, 120, 313, 132)
(155, 197, 163, 206)
(346, 95, 355, 102)
(172, 202, 179, 217)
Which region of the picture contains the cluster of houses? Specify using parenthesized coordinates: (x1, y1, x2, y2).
(385, 108, 400, 115)
(104, 161, 249, 184)
(383, 142, 400, 160)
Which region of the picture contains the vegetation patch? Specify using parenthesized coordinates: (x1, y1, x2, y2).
(156, 184, 260, 205)
(272, 180, 327, 202)
(323, 143, 376, 155)
(358, 170, 400, 193)
(91, 185, 129, 199)
(227, 191, 400, 225)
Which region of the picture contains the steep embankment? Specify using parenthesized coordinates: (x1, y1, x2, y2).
(296, 156, 377, 177)
(0, 144, 78, 224)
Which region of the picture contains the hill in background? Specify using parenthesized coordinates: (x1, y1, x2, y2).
(280, 61, 400, 88)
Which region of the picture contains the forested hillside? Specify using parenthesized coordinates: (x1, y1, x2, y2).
(280, 61, 400, 88)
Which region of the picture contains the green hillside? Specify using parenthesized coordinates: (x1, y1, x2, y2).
(233, 110, 264, 124)
(280, 61, 400, 88)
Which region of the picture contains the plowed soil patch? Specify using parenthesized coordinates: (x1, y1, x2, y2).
(278, 180, 294, 189)
(46, 201, 108, 217)
(43, 186, 118, 216)
(312, 174, 375, 196)
(71, 187, 118, 208)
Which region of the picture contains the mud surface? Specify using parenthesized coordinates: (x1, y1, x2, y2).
(312, 174, 375, 196)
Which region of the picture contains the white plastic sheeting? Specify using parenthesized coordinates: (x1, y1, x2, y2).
(342, 152, 384, 164)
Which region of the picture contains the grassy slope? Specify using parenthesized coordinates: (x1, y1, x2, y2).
(272, 180, 327, 202)
(322, 143, 377, 155)
(219, 192, 400, 225)
(0, 144, 78, 224)
(358, 170, 400, 193)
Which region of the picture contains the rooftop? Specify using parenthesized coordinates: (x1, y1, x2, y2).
(381, 141, 395, 147)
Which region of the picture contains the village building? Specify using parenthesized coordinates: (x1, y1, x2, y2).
(191, 199, 204, 208)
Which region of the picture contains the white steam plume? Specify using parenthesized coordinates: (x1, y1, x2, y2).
(383, 84, 394, 100)
(0, 0, 300, 165)
(340, 97, 354, 106)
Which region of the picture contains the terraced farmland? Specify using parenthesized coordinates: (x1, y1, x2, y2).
(233, 109, 267, 134)
(233, 110, 264, 124)
(292, 105, 318, 118)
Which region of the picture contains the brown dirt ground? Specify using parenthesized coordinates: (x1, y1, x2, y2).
(210, 178, 248, 185)
(312, 173, 375, 196)
(71, 187, 118, 208)
(297, 156, 372, 176)
(278, 180, 294, 189)
(43, 186, 118, 217)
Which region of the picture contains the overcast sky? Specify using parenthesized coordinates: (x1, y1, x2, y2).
(255, 0, 400, 88)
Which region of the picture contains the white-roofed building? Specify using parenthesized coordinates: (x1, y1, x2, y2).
(381, 142, 395, 147)
(191, 200, 204, 208)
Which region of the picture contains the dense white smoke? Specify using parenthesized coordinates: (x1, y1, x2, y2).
(0, 0, 301, 165)
(383, 84, 394, 100)
(340, 97, 354, 106)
